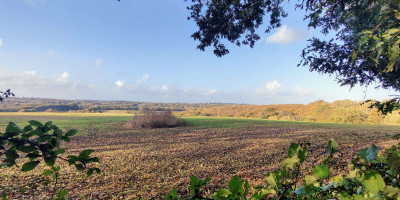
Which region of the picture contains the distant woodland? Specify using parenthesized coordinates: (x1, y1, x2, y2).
(177, 100, 400, 125)
(0, 97, 235, 113)
(0, 98, 399, 125)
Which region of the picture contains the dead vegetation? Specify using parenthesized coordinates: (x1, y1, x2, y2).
(123, 111, 187, 129)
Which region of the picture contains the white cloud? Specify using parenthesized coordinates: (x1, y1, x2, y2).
(295, 85, 314, 95)
(61, 71, 69, 79)
(23, 70, 37, 76)
(266, 25, 308, 44)
(115, 80, 125, 87)
(256, 80, 283, 95)
(94, 58, 103, 66)
(48, 50, 55, 56)
(266, 80, 282, 91)
(140, 74, 149, 82)
(0, 68, 85, 99)
(161, 85, 169, 91)
(204, 89, 217, 95)
(88, 84, 97, 90)
(0, 38, 2, 47)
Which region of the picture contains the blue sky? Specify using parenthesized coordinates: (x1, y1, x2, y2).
(0, 0, 394, 104)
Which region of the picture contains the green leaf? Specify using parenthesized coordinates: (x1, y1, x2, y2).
(57, 189, 68, 198)
(42, 170, 53, 176)
(295, 185, 314, 196)
(79, 149, 93, 158)
(353, 194, 366, 200)
(213, 189, 231, 199)
(228, 175, 244, 195)
(305, 175, 318, 186)
(29, 120, 43, 127)
(87, 169, 93, 177)
(314, 165, 329, 179)
(287, 143, 301, 158)
(383, 186, 400, 198)
(298, 146, 307, 164)
(23, 125, 33, 132)
(21, 161, 40, 171)
(281, 157, 299, 168)
(328, 138, 338, 156)
(20, 145, 37, 153)
(54, 149, 66, 155)
(357, 144, 380, 162)
(363, 172, 385, 196)
(44, 121, 53, 127)
(44, 157, 56, 167)
(65, 130, 78, 137)
(6, 122, 23, 133)
(265, 172, 280, 193)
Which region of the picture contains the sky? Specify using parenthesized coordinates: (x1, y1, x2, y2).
(0, 0, 395, 104)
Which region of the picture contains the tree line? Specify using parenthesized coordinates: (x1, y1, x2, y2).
(177, 99, 400, 125)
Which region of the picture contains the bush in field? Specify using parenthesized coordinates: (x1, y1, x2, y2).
(168, 138, 400, 199)
(124, 111, 187, 129)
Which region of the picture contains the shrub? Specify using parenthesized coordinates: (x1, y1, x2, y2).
(124, 111, 187, 129)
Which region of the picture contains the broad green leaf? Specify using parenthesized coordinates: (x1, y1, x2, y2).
(287, 143, 300, 158)
(260, 188, 276, 195)
(44, 121, 53, 127)
(44, 157, 56, 167)
(328, 138, 338, 156)
(228, 175, 244, 195)
(57, 189, 68, 198)
(21, 161, 40, 171)
(265, 172, 280, 193)
(353, 194, 366, 200)
(65, 130, 78, 137)
(20, 145, 36, 153)
(281, 157, 299, 168)
(362, 172, 386, 196)
(6, 123, 23, 134)
(213, 189, 231, 199)
(305, 175, 318, 186)
(42, 170, 53, 176)
(23, 125, 33, 132)
(29, 120, 43, 127)
(298, 146, 307, 164)
(54, 149, 66, 155)
(357, 144, 380, 162)
(79, 149, 93, 158)
(87, 169, 93, 177)
(295, 185, 314, 196)
(314, 165, 329, 179)
(383, 186, 400, 198)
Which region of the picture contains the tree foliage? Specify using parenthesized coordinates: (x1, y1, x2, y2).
(185, 0, 400, 113)
(0, 89, 14, 102)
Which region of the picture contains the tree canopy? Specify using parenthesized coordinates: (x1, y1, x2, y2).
(186, 0, 400, 113)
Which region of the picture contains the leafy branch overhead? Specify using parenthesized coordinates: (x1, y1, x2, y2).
(0, 89, 14, 102)
(185, 0, 400, 113)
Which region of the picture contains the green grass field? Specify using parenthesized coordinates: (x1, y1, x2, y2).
(1, 112, 400, 199)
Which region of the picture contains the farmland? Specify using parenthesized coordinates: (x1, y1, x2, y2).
(1, 113, 400, 199)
